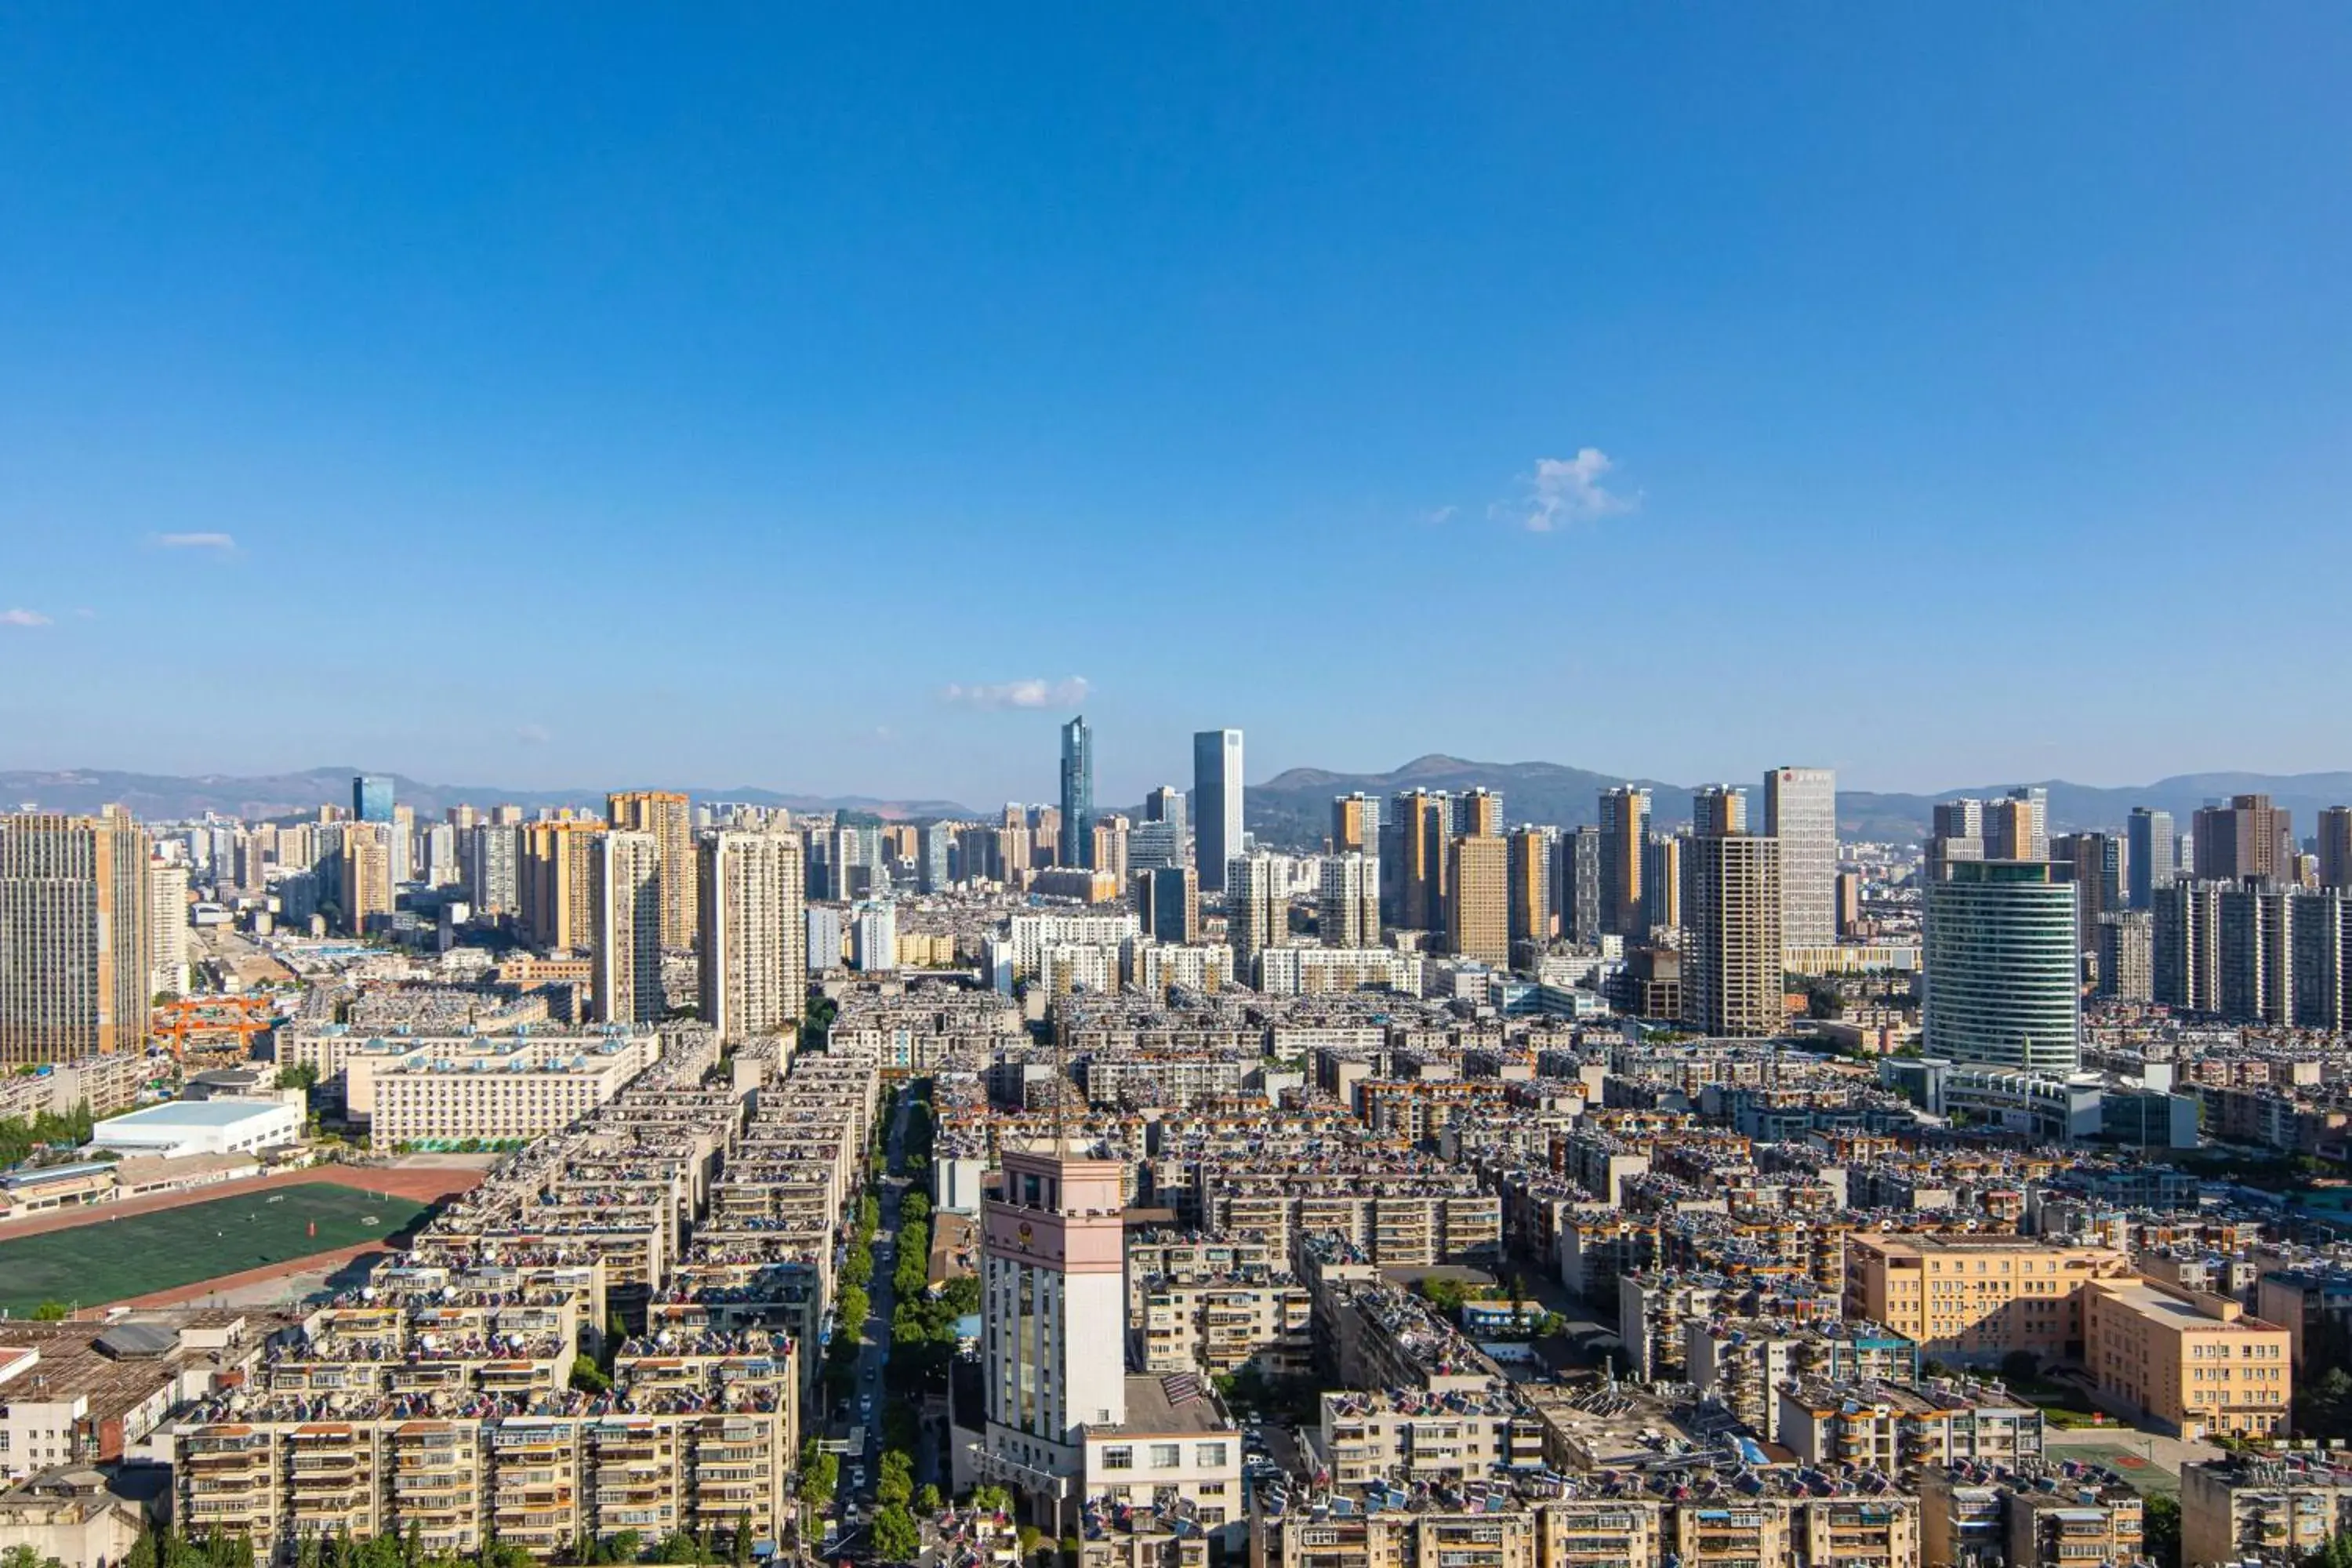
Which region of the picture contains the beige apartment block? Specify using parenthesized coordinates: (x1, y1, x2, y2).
(1843, 1234, 2132, 1364)
(0, 808, 153, 1065)
(606, 789, 698, 949)
(2083, 1277, 2292, 1439)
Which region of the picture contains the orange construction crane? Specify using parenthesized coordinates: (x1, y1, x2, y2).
(153, 995, 278, 1060)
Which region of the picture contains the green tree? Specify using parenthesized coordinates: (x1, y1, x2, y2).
(877, 1449, 913, 1508)
(916, 1484, 942, 1514)
(2000, 1350, 2042, 1385)
(728, 1516, 750, 1567)
(870, 1507, 920, 1565)
(2143, 1494, 2181, 1568)
(900, 1192, 931, 1226)
(569, 1354, 611, 1394)
(2301, 1364, 2352, 1439)
(837, 1285, 869, 1331)
(31, 1301, 69, 1321)
(970, 1486, 1012, 1514)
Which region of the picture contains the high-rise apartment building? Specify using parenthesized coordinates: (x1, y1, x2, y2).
(2127, 808, 2175, 909)
(351, 774, 395, 825)
(2194, 794, 2292, 885)
(1457, 789, 1504, 839)
(698, 830, 807, 1041)
(339, 824, 394, 935)
(1598, 786, 1650, 937)
(606, 789, 697, 949)
(1762, 767, 1837, 950)
(591, 831, 665, 1024)
(1226, 852, 1282, 980)
(1382, 789, 1447, 934)
(1446, 833, 1509, 964)
(518, 820, 603, 950)
(1090, 815, 1128, 881)
(1506, 826, 1550, 948)
(1319, 852, 1380, 949)
(1642, 833, 1682, 933)
(920, 822, 955, 893)
(1331, 793, 1379, 855)
(979, 1150, 1128, 1513)
(2318, 808, 2352, 893)
(2153, 880, 2222, 1013)
(1059, 717, 1094, 869)
(1680, 788, 1784, 1038)
(150, 858, 189, 998)
(1985, 796, 2045, 862)
(0, 809, 152, 1066)
(1922, 860, 2080, 1073)
(464, 822, 520, 916)
(1192, 729, 1243, 894)
(1927, 799, 1987, 884)
(2053, 831, 2126, 955)
(1556, 826, 1603, 944)
(1132, 864, 1200, 944)
(2097, 912, 2154, 1002)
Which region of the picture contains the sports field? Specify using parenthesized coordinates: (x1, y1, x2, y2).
(0, 1180, 430, 1316)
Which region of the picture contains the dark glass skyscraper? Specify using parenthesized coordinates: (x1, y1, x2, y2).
(1058, 716, 1094, 869)
(2128, 808, 2174, 910)
(1192, 728, 1243, 894)
(353, 774, 395, 824)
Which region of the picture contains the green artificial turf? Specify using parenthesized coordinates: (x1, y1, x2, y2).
(0, 1181, 429, 1316)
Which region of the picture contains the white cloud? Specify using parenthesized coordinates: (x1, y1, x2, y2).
(1500, 448, 1637, 532)
(73, 607, 96, 619)
(515, 722, 554, 745)
(156, 532, 238, 551)
(1, 608, 51, 627)
(939, 676, 1091, 711)
(1421, 505, 1458, 526)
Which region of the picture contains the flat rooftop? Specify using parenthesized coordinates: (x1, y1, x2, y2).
(1100, 1373, 1235, 1437)
(98, 1099, 288, 1130)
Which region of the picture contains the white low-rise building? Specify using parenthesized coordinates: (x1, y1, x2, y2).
(85, 1099, 301, 1160)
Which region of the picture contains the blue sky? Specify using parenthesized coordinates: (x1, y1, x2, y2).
(4, 5, 2347, 808)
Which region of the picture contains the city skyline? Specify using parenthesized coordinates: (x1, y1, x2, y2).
(4, 9, 2350, 800)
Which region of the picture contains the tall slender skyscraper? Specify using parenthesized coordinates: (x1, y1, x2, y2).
(1598, 786, 1650, 936)
(591, 830, 665, 1023)
(1192, 728, 1243, 893)
(2128, 808, 2175, 909)
(606, 790, 698, 949)
(352, 774, 395, 825)
(1058, 717, 1094, 869)
(1681, 787, 1784, 1038)
(1556, 826, 1603, 943)
(0, 808, 153, 1065)
(1507, 826, 1551, 948)
(1762, 767, 1836, 949)
(698, 829, 807, 1041)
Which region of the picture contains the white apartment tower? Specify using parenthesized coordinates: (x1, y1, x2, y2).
(698, 829, 808, 1041)
(1318, 851, 1381, 949)
(1226, 851, 1282, 982)
(1762, 766, 1838, 950)
(150, 858, 189, 999)
(591, 830, 666, 1024)
(981, 1149, 1128, 1515)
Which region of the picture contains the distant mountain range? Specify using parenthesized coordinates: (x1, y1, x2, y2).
(9, 758, 2352, 847)
(1245, 754, 2352, 846)
(0, 767, 974, 824)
